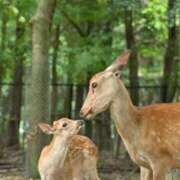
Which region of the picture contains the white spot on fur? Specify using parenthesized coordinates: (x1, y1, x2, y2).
(157, 137, 161, 143)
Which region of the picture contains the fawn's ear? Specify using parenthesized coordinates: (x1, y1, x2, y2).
(38, 123, 54, 135)
(106, 50, 130, 72)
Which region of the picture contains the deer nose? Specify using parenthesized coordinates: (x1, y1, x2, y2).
(77, 120, 84, 126)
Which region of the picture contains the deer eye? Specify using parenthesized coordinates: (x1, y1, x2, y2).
(62, 123, 67, 128)
(92, 82, 98, 88)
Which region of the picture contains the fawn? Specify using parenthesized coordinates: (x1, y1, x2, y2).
(38, 118, 100, 180)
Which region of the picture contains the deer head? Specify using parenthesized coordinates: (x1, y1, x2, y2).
(38, 118, 84, 138)
(80, 51, 130, 119)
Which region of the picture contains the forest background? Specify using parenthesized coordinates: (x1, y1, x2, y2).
(0, 0, 179, 179)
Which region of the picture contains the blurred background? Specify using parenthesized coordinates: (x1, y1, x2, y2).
(0, 0, 179, 179)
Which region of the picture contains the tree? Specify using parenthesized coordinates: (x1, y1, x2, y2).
(51, 24, 61, 121)
(0, 1, 8, 98)
(26, 0, 56, 177)
(8, 11, 25, 146)
(124, 4, 139, 105)
(161, 0, 179, 102)
(94, 111, 112, 152)
(74, 84, 84, 119)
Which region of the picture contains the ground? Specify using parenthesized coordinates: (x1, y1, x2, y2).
(0, 146, 139, 180)
(0, 146, 179, 180)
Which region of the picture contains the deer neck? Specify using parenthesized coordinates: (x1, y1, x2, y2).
(48, 134, 70, 169)
(110, 81, 139, 144)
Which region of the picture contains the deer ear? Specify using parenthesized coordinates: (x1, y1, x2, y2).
(106, 50, 130, 72)
(38, 123, 54, 135)
(115, 50, 130, 68)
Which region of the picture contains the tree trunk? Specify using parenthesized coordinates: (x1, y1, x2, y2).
(95, 111, 112, 152)
(115, 134, 121, 157)
(0, 4, 8, 141)
(85, 120, 93, 138)
(51, 25, 60, 121)
(161, 0, 179, 102)
(62, 83, 73, 118)
(124, 7, 139, 105)
(92, 20, 113, 151)
(84, 75, 93, 138)
(26, 0, 56, 177)
(74, 85, 84, 119)
(0, 5, 8, 98)
(7, 14, 25, 146)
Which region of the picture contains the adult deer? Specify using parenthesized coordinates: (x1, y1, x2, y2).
(80, 51, 180, 180)
(38, 118, 100, 180)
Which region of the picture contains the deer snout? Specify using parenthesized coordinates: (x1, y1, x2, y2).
(80, 109, 85, 117)
(77, 120, 84, 126)
(80, 107, 93, 119)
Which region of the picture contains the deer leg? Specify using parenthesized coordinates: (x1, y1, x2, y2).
(151, 164, 168, 180)
(81, 154, 100, 180)
(40, 174, 49, 180)
(72, 152, 99, 180)
(153, 171, 166, 180)
(83, 162, 100, 180)
(72, 157, 84, 180)
(72, 167, 84, 180)
(40, 175, 46, 180)
(140, 167, 153, 180)
(83, 166, 100, 180)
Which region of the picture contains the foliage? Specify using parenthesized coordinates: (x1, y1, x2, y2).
(0, 0, 179, 177)
(0, 0, 179, 85)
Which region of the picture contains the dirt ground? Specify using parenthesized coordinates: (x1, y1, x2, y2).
(0, 146, 140, 180)
(1, 146, 180, 180)
(98, 152, 139, 180)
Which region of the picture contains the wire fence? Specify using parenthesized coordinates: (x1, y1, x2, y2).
(0, 82, 179, 154)
(0, 83, 179, 120)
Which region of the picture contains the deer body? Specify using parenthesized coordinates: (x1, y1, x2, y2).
(38, 118, 100, 180)
(80, 51, 180, 180)
(38, 135, 70, 180)
(111, 81, 180, 172)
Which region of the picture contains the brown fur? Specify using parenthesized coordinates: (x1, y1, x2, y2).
(80, 51, 180, 180)
(38, 119, 100, 180)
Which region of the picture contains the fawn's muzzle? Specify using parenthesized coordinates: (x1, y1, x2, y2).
(77, 120, 84, 126)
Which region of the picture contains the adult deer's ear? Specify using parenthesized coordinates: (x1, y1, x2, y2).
(38, 123, 54, 135)
(106, 50, 130, 72)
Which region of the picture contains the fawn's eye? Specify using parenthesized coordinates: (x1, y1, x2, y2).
(62, 123, 67, 128)
(92, 82, 98, 89)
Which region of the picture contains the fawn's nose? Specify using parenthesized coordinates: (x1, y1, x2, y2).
(77, 120, 84, 126)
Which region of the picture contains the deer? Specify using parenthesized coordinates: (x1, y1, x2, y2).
(80, 51, 180, 180)
(38, 117, 100, 180)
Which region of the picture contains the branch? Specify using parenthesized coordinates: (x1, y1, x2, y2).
(61, 11, 86, 37)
